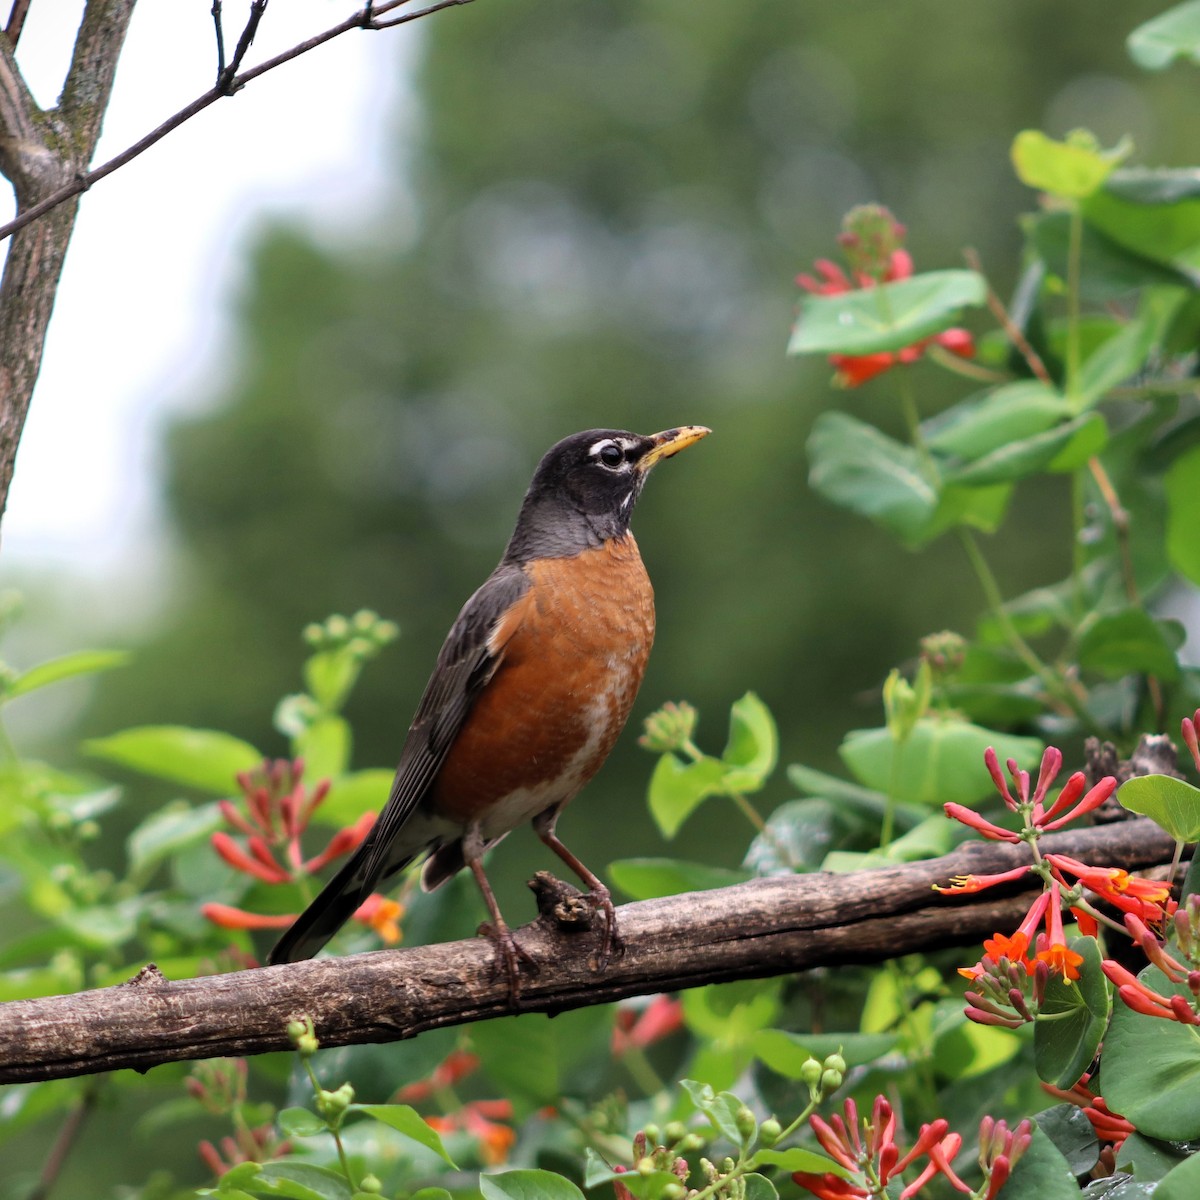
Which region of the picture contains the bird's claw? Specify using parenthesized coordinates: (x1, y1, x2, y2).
(477, 921, 538, 1004)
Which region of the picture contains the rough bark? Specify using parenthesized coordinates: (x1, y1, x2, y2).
(0, 1, 136, 525)
(0, 818, 1176, 1085)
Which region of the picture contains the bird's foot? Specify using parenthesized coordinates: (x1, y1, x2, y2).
(585, 885, 623, 969)
(477, 920, 538, 1004)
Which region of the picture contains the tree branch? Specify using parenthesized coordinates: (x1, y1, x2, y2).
(0, 0, 135, 527)
(0, 818, 1176, 1085)
(0, 0, 475, 247)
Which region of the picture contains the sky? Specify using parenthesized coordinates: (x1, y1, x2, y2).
(1, 2, 412, 614)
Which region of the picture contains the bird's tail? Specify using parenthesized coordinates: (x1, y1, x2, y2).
(266, 840, 415, 965)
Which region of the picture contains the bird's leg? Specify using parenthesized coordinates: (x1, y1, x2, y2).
(463, 824, 535, 1004)
(532, 810, 622, 967)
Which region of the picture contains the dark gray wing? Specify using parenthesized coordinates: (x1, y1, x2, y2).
(266, 561, 530, 964)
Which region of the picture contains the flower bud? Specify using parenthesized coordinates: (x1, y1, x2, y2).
(823, 1052, 847, 1075)
(681, 1133, 706, 1153)
(639, 702, 698, 753)
(664, 1121, 688, 1146)
(759, 1118, 782, 1146)
(637, 1157, 656, 1176)
(358, 1174, 383, 1194)
(820, 1068, 843, 1095)
(661, 1185, 686, 1200)
(734, 1106, 757, 1141)
(643, 1124, 661, 1147)
(799, 1057, 823, 1088)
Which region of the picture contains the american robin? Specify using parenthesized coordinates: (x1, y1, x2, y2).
(268, 425, 709, 993)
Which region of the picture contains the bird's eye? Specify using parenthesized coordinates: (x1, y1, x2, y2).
(597, 444, 623, 467)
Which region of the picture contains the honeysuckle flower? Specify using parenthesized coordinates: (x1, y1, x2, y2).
(612, 994, 684, 1055)
(976, 1117, 1033, 1200)
(1045, 854, 1174, 925)
(1042, 1076, 1134, 1150)
(1102, 905, 1200, 1025)
(795, 207, 975, 389)
(793, 1096, 972, 1199)
(354, 893, 404, 944)
(1182, 708, 1200, 773)
(394, 1049, 481, 1103)
(426, 1100, 516, 1165)
(1034, 882, 1084, 981)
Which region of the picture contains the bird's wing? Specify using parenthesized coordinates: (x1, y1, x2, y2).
(358, 561, 532, 884)
(267, 562, 533, 965)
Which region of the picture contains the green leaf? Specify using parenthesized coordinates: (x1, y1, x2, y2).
(1005, 1124, 1089, 1200)
(353, 1103, 456, 1166)
(1128, 0, 1200, 69)
(1034, 1104, 1100, 1178)
(721, 692, 778, 791)
(647, 753, 727, 838)
(750, 1028, 898, 1078)
(1077, 609, 1182, 682)
(86, 726, 262, 794)
(940, 413, 1107, 486)
(609, 857, 752, 900)
(479, 1170, 584, 1200)
(277, 1107, 327, 1138)
(1034, 937, 1109, 1088)
(807, 412, 937, 541)
(1117, 1131, 1190, 1182)
(742, 1175, 778, 1200)
(4, 649, 130, 702)
(679, 1080, 745, 1145)
(750, 1148, 851, 1177)
(1117, 775, 1200, 842)
(1104, 964, 1200, 1140)
(1083, 185, 1200, 279)
(788, 269, 985, 356)
(683, 980, 780, 1044)
(471, 1007, 612, 1112)
(743, 796, 879, 874)
(1155, 1148, 1200, 1200)
(838, 718, 1042, 807)
(294, 715, 351, 782)
(1165, 444, 1200, 586)
(250, 1162, 353, 1200)
(924, 381, 1069, 460)
(126, 801, 224, 879)
(1012, 129, 1131, 200)
(582, 1150, 679, 1200)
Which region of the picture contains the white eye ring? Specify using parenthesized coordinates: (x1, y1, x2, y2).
(590, 439, 625, 468)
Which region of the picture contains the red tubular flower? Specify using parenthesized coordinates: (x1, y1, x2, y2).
(935, 865, 1030, 895)
(1042, 1077, 1134, 1150)
(796, 209, 975, 389)
(210, 833, 290, 884)
(1049, 855, 1174, 924)
(201, 902, 295, 931)
(1035, 883, 1084, 981)
(1182, 709, 1200, 773)
(304, 810, 377, 874)
(1039, 776, 1117, 831)
(942, 803, 1021, 842)
(612, 995, 684, 1055)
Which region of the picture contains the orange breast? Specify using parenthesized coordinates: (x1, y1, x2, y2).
(431, 535, 655, 835)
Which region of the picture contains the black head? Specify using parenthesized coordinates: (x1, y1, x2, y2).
(503, 426, 710, 562)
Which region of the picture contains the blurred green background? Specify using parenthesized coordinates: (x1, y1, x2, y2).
(73, 0, 1197, 904)
(4, 0, 1197, 1191)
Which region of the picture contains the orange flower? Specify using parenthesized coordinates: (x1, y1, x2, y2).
(201, 902, 294, 931)
(1035, 941, 1084, 981)
(354, 894, 404, 944)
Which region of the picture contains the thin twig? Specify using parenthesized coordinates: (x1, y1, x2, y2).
(218, 0, 268, 94)
(212, 0, 226, 80)
(3, 0, 30, 47)
(964, 246, 1053, 386)
(1087, 455, 1164, 725)
(0, 0, 474, 245)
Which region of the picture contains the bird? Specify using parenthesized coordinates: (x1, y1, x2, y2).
(268, 425, 710, 995)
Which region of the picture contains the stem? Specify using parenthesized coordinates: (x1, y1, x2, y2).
(28, 1080, 101, 1200)
(1065, 209, 1084, 403)
(963, 247, 1053, 385)
(621, 1044, 668, 1099)
(956, 529, 1102, 735)
(303, 1059, 356, 1187)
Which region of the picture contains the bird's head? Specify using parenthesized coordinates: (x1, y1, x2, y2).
(505, 426, 710, 561)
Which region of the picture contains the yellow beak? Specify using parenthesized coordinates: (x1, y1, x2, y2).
(637, 425, 711, 472)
